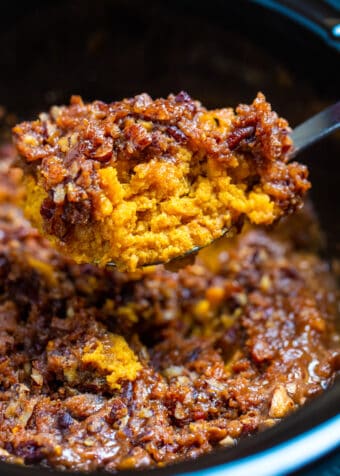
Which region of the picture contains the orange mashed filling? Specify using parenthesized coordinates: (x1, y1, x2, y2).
(23, 149, 275, 270)
(82, 333, 142, 390)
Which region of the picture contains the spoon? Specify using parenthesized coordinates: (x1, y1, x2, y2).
(290, 100, 340, 158)
(108, 101, 340, 270)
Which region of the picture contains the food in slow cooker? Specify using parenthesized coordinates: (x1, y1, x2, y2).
(0, 143, 338, 471)
(13, 92, 310, 271)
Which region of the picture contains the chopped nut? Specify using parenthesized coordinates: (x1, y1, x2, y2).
(50, 106, 61, 120)
(286, 383, 297, 395)
(219, 435, 235, 447)
(174, 402, 186, 420)
(53, 184, 66, 204)
(269, 385, 295, 418)
(0, 448, 10, 457)
(66, 307, 75, 318)
(177, 376, 190, 385)
(259, 418, 277, 429)
(163, 366, 184, 378)
(259, 275, 271, 292)
(84, 438, 95, 447)
(235, 292, 247, 306)
(58, 137, 69, 153)
(24, 362, 32, 376)
(63, 367, 77, 384)
(31, 368, 43, 386)
(23, 135, 39, 147)
(138, 408, 153, 418)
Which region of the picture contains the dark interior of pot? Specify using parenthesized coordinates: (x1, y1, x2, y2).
(0, 1, 338, 475)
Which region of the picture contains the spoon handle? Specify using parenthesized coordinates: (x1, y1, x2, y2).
(291, 101, 340, 157)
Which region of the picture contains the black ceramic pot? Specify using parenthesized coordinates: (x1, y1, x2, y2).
(0, 1, 339, 475)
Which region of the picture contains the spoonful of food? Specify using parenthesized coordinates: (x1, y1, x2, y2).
(12, 93, 339, 272)
(158, 100, 340, 271)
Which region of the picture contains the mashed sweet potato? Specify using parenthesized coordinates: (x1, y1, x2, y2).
(13, 92, 310, 271)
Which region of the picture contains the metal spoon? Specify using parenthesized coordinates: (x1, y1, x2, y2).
(108, 101, 340, 270)
(290, 100, 340, 158)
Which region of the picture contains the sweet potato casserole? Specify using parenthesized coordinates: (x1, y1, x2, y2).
(0, 94, 337, 472)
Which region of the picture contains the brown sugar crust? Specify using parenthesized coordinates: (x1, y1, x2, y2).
(13, 92, 310, 270)
(0, 147, 338, 471)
